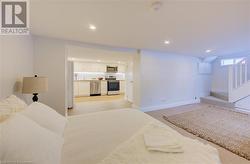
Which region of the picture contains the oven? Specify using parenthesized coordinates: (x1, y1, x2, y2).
(107, 80, 120, 95)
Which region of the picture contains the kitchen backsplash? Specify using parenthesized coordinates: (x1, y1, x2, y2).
(74, 72, 125, 80)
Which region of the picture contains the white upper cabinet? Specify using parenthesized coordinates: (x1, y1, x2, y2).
(74, 62, 92, 72)
(74, 62, 126, 73)
(97, 63, 106, 72)
(118, 65, 126, 73)
(74, 62, 106, 72)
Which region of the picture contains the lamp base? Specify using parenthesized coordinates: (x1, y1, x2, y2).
(32, 93, 39, 102)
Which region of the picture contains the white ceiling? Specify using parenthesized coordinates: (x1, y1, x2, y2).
(30, 0, 250, 57)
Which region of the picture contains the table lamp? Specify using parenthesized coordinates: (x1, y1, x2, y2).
(22, 75, 48, 102)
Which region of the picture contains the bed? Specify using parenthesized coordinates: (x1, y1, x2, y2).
(62, 109, 221, 164)
(1, 97, 221, 164)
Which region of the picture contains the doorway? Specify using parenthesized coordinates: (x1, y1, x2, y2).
(67, 59, 134, 115)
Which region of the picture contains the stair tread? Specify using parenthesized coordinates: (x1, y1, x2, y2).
(201, 96, 235, 108)
(202, 96, 231, 103)
(216, 92, 228, 97)
(210, 92, 229, 101)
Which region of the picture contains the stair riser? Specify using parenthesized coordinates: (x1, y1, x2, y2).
(210, 92, 228, 101)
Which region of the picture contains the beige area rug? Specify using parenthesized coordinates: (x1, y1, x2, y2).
(163, 106, 250, 160)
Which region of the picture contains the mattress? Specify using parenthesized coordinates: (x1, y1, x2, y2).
(62, 109, 221, 164)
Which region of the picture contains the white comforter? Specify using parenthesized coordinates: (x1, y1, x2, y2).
(62, 109, 221, 164)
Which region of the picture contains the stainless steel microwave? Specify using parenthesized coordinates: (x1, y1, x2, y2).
(106, 66, 118, 73)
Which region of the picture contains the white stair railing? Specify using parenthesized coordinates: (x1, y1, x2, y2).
(228, 58, 250, 102)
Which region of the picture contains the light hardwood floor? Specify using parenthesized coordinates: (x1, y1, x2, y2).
(74, 94, 126, 102)
(68, 95, 132, 115)
(146, 103, 250, 164)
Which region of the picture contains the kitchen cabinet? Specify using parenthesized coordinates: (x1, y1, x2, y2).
(120, 81, 125, 93)
(74, 81, 90, 97)
(118, 65, 126, 73)
(74, 62, 106, 72)
(78, 63, 93, 72)
(74, 62, 127, 73)
(79, 81, 90, 96)
(101, 81, 107, 95)
(74, 80, 126, 97)
(74, 81, 79, 97)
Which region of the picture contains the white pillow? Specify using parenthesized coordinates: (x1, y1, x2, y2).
(0, 95, 28, 112)
(0, 95, 27, 122)
(21, 102, 67, 136)
(0, 114, 64, 164)
(0, 103, 11, 122)
(0, 108, 12, 122)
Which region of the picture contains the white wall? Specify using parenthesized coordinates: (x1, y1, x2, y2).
(0, 37, 2, 99)
(33, 36, 136, 115)
(247, 56, 250, 80)
(67, 45, 133, 62)
(139, 50, 211, 111)
(211, 58, 229, 93)
(0, 36, 34, 103)
(32, 36, 214, 113)
(33, 37, 67, 115)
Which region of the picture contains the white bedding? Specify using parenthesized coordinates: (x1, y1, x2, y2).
(62, 109, 221, 164)
(99, 122, 220, 164)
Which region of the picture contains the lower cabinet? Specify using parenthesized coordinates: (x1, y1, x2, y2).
(120, 81, 125, 93)
(74, 80, 125, 97)
(73, 81, 79, 97)
(79, 81, 90, 96)
(101, 81, 107, 95)
(74, 81, 90, 97)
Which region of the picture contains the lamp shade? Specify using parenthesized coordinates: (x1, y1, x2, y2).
(22, 76, 48, 94)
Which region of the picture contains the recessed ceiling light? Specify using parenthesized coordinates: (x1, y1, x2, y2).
(164, 40, 170, 44)
(151, 1, 163, 11)
(89, 24, 97, 31)
(205, 49, 212, 53)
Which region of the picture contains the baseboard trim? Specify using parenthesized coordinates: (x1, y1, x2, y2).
(140, 99, 200, 112)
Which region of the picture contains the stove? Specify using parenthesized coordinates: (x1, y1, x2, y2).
(107, 80, 120, 95)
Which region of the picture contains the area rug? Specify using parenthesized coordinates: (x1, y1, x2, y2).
(163, 106, 250, 160)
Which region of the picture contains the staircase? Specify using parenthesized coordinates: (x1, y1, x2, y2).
(200, 92, 235, 108)
(201, 57, 250, 110)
